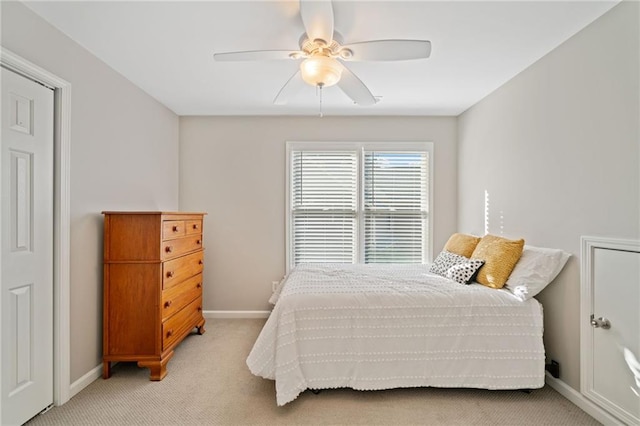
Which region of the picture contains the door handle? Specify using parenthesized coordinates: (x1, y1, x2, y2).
(590, 314, 611, 330)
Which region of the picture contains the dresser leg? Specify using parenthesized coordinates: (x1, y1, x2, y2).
(197, 319, 206, 335)
(138, 351, 174, 381)
(102, 361, 111, 379)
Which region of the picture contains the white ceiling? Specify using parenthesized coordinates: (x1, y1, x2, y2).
(25, 1, 618, 116)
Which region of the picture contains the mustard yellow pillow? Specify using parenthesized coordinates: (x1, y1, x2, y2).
(444, 233, 481, 258)
(471, 235, 525, 289)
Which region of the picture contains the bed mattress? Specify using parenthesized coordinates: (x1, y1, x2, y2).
(247, 263, 545, 406)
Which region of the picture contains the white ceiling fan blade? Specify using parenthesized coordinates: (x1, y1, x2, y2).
(300, 0, 334, 44)
(342, 40, 432, 61)
(336, 64, 377, 106)
(274, 70, 306, 105)
(214, 50, 298, 62)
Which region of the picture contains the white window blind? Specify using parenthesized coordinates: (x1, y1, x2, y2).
(291, 151, 357, 264)
(364, 151, 428, 263)
(288, 142, 431, 269)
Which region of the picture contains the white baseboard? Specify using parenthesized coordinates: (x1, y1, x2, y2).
(69, 364, 102, 400)
(203, 310, 271, 319)
(545, 372, 623, 425)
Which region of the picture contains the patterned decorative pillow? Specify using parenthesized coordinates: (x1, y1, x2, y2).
(445, 260, 485, 284)
(429, 250, 458, 276)
(429, 250, 485, 284)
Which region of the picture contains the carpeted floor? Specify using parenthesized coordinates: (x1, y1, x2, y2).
(28, 319, 600, 425)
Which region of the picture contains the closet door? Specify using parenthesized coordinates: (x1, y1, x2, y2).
(1, 68, 54, 425)
(581, 237, 640, 425)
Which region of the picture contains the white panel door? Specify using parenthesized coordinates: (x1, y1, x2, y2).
(591, 247, 640, 424)
(1, 67, 54, 425)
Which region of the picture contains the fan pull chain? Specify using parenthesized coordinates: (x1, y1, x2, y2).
(318, 83, 324, 118)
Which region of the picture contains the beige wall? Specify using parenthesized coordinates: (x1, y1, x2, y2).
(4, 0, 633, 395)
(1, 2, 180, 382)
(179, 116, 458, 311)
(458, 1, 639, 391)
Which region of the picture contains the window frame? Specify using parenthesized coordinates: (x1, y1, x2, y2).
(286, 141, 434, 272)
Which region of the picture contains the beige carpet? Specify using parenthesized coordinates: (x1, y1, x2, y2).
(28, 319, 599, 426)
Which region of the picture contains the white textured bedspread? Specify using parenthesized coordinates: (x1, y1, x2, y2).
(247, 264, 545, 406)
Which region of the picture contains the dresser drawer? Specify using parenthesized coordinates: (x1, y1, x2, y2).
(162, 296, 202, 350)
(163, 220, 185, 240)
(163, 251, 204, 290)
(161, 273, 203, 320)
(185, 219, 202, 235)
(162, 235, 203, 260)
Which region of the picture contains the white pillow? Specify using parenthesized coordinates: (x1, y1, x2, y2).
(504, 245, 570, 301)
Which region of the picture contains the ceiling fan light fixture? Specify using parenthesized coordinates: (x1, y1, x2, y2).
(300, 55, 342, 87)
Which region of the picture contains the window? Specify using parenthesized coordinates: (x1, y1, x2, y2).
(287, 142, 432, 269)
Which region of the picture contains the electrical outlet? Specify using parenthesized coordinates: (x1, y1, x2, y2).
(271, 281, 279, 292)
(545, 360, 560, 378)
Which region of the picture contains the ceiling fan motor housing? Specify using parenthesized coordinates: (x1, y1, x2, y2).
(298, 33, 352, 60)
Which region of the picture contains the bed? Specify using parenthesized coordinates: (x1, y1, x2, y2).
(246, 262, 546, 406)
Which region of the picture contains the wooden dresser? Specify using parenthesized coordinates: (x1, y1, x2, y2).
(102, 211, 206, 381)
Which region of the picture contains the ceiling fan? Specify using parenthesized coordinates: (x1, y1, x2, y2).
(213, 0, 431, 107)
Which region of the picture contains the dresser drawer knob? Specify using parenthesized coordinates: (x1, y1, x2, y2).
(172, 225, 179, 232)
(166, 329, 174, 338)
(197, 306, 202, 312)
(165, 246, 173, 253)
(196, 239, 201, 245)
(196, 283, 202, 289)
(166, 271, 174, 278)
(164, 300, 172, 308)
(198, 259, 203, 265)
(193, 224, 199, 230)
